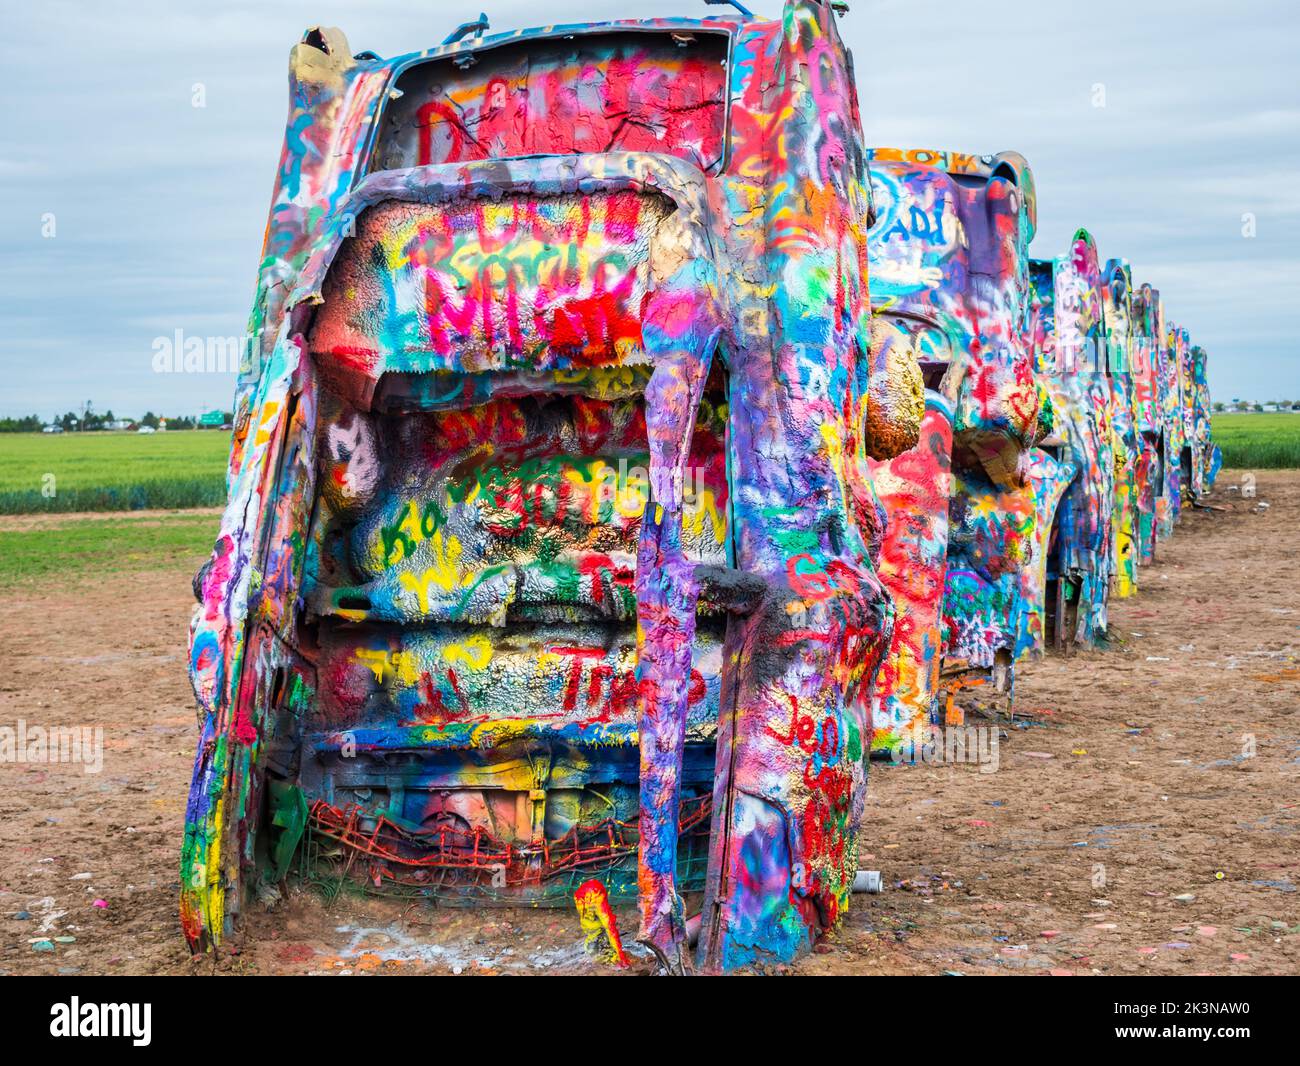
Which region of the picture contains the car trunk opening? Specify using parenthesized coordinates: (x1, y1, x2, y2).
(292, 184, 732, 903)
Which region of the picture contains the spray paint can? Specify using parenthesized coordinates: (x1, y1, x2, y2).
(853, 869, 883, 894)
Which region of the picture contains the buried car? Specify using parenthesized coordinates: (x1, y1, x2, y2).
(1185, 343, 1223, 498)
(1021, 230, 1117, 653)
(1103, 258, 1141, 600)
(1020, 232, 1219, 657)
(865, 147, 1044, 736)
(181, 0, 923, 975)
(1130, 282, 1170, 561)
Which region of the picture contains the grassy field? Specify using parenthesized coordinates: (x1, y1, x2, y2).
(0, 431, 230, 513)
(0, 412, 1293, 517)
(1211, 412, 1300, 469)
(0, 511, 219, 589)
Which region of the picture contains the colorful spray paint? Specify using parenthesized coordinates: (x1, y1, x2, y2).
(867, 387, 953, 750)
(181, 2, 1219, 975)
(1130, 282, 1167, 562)
(867, 147, 1043, 718)
(1104, 259, 1140, 599)
(574, 879, 631, 967)
(1020, 234, 1217, 657)
(182, 1, 924, 974)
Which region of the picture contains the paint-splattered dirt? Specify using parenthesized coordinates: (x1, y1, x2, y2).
(1, 470, 1296, 976)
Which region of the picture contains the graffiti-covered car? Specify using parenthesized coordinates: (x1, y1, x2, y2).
(1186, 344, 1223, 496)
(1130, 282, 1170, 561)
(1021, 233, 1221, 657)
(1022, 230, 1117, 652)
(1162, 326, 1220, 510)
(181, 1, 923, 975)
(865, 147, 1042, 735)
(1103, 258, 1141, 599)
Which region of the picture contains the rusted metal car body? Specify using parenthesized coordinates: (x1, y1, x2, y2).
(181, 0, 923, 974)
(1164, 325, 1220, 510)
(1185, 343, 1222, 496)
(1130, 282, 1168, 561)
(1161, 323, 1189, 528)
(1021, 231, 1116, 653)
(1018, 257, 1075, 658)
(865, 147, 1042, 731)
(1022, 235, 1220, 656)
(865, 385, 953, 748)
(1129, 285, 1219, 554)
(1103, 259, 1140, 599)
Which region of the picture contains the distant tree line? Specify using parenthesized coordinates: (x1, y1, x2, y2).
(1213, 400, 1299, 414)
(0, 415, 44, 432)
(0, 409, 234, 432)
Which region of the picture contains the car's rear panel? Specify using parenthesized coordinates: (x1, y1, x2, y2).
(183, 2, 923, 972)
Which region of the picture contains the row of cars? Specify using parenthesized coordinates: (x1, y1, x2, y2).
(181, 1, 1219, 973)
(866, 148, 1221, 754)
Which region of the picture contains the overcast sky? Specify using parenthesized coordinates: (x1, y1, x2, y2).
(2, 0, 1297, 418)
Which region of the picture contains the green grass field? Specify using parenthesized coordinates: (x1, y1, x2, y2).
(0, 411, 1294, 517)
(0, 511, 219, 589)
(0, 431, 230, 513)
(1211, 412, 1300, 469)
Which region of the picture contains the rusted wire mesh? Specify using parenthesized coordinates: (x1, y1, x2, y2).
(300, 792, 713, 902)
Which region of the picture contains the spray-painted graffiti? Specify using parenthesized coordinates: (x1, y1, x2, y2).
(867, 147, 1043, 718)
(1020, 231, 1116, 651)
(1104, 259, 1140, 599)
(182, 1, 924, 976)
(182, 1, 1217, 976)
(867, 389, 952, 749)
(1130, 283, 1166, 562)
(1019, 232, 1217, 658)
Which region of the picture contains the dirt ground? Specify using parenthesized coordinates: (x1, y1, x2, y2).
(1, 470, 1296, 976)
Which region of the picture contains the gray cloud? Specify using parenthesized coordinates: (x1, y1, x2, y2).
(1, 0, 1296, 417)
